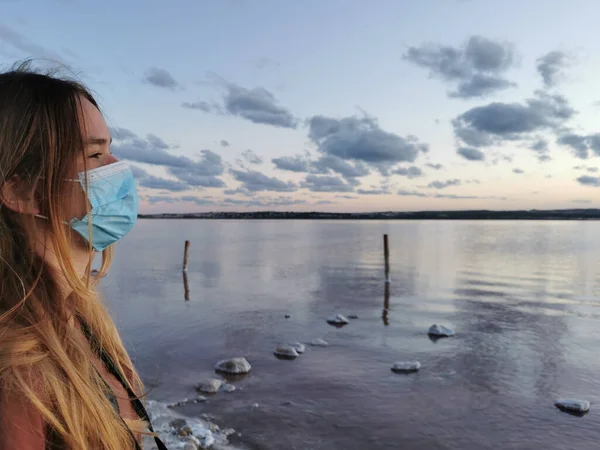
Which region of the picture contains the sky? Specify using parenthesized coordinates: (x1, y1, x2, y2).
(1, 0, 600, 213)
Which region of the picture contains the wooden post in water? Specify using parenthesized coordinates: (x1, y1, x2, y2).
(383, 234, 391, 283)
(183, 240, 190, 272)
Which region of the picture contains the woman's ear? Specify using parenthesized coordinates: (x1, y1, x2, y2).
(0, 175, 40, 215)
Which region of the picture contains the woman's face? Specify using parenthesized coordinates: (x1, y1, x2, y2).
(64, 96, 118, 222)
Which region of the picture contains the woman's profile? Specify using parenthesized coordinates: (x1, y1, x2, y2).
(0, 61, 167, 449)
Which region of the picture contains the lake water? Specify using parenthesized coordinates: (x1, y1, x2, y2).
(101, 220, 600, 450)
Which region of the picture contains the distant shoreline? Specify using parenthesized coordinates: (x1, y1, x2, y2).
(138, 209, 600, 221)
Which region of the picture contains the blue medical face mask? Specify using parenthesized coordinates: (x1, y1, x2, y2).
(68, 161, 139, 251)
(36, 161, 139, 252)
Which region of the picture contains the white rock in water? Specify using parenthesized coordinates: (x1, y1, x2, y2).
(391, 361, 421, 373)
(214, 357, 252, 374)
(310, 338, 329, 347)
(290, 342, 306, 354)
(274, 344, 299, 359)
(555, 398, 590, 413)
(184, 442, 199, 450)
(327, 314, 349, 325)
(220, 383, 236, 393)
(196, 379, 223, 394)
(428, 324, 455, 337)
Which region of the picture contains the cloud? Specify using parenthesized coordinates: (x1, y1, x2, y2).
(357, 188, 391, 195)
(146, 133, 169, 150)
(224, 83, 298, 128)
(222, 196, 306, 207)
(397, 189, 428, 197)
(425, 163, 443, 170)
(308, 114, 428, 171)
(434, 193, 478, 199)
(452, 91, 576, 148)
(427, 179, 461, 189)
(185, 79, 298, 128)
(180, 196, 215, 206)
(457, 147, 485, 161)
(393, 166, 423, 178)
(146, 196, 182, 204)
(316, 200, 335, 205)
(111, 129, 226, 188)
(536, 51, 570, 88)
(220, 140, 230, 147)
(143, 68, 181, 90)
(572, 199, 592, 204)
(112, 134, 192, 167)
(168, 150, 226, 187)
(181, 100, 221, 112)
(397, 189, 506, 200)
(252, 57, 280, 70)
(169, 168, 226, 188)
(335, 195, 358, 199)
(130, 165, 189, 192)
(241, 149, 263, 165)
(403, 35, 516, 98)
(530, 138, 551, 161)
(557, 133, 589, 159)
(140, 176, 189, 191)
(556, 132, 600, 159)
(577, 175, 600, 187)
(110, 127, 138, 140)
(301, 174, 355, 192)
(0, 24, 65, 62)
(230, 169, 296, 192)
(272, 155, 311, 172)
(513, 168, 524, 174)
(311, 155, 370, 179)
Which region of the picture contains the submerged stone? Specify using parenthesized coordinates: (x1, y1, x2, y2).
(274, 344, 299, 359)
(214, 357, 252, 375)
(428, 324, 455, 337)
(391, 361, 421, 373)
(290, 342, 306, 354)
(348, 314, 359, 319)
(310, 338, 329, 347)
(327, 314, 349, 326)
(220, 383, 236, 393)
(555, 398, 590, 414)
(196, 379, 224, 394)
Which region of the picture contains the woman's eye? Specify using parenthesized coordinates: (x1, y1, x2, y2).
(89, 153, 102, 159)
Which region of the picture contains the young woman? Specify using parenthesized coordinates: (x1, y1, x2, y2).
(0, 62, 167, 449)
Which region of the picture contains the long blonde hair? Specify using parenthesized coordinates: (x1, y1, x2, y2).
(0, 61, 146, 449)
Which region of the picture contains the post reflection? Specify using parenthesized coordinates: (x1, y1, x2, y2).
(183, 270, 190, 301)
(382, 282, 390, 326)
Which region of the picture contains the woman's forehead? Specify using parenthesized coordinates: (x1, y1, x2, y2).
(79, 97, 110, 142)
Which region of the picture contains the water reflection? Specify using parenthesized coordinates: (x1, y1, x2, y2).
(100, 220, 600, 450)
(382, 283, 390, 326)
(182, 271, 190, 301)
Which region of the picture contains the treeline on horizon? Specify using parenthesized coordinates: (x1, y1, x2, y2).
(138, 209, 600, 220)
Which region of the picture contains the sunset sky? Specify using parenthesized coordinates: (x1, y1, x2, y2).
(2, 0, 600, 213)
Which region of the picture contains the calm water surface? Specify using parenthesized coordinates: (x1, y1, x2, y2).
(101, 220, 600, 449)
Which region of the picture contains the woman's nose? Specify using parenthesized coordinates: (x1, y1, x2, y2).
(106, 153, 118, 164)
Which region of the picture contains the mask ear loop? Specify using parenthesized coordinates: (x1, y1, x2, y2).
(34, 178, 82, 223)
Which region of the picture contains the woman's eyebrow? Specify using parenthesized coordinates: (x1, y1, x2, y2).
(85, 136, 112, 147)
